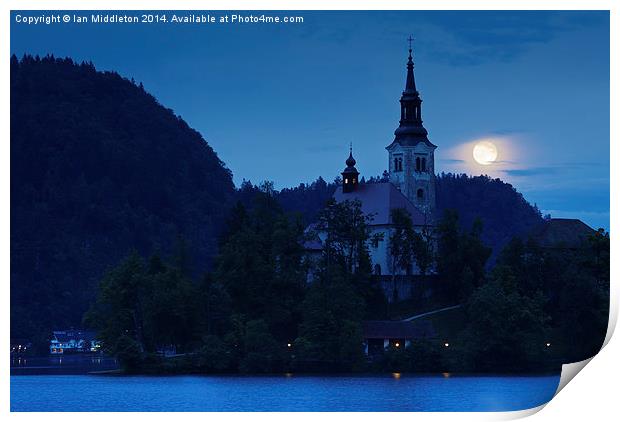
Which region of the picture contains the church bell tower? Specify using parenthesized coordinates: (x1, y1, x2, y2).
(386, 38, 437, 217)
(341, 146, 360, 193)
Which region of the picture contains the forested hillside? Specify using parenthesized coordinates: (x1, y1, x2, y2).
(243, 173, 543, 259)
(435, 173, 543, 261)
(11, 55, 235, 342)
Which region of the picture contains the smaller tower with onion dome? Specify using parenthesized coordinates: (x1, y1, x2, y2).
(341, 145, 360, 193)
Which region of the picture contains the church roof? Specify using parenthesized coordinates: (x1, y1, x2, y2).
(302, 223, 324, 251)
(52, 330, 97, 343)
(363, 320, 435, 339)
(529, 218, 595, 249)
(333, 182, 427, 226)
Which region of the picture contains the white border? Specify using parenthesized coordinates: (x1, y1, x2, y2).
(2, 1, 617, 420)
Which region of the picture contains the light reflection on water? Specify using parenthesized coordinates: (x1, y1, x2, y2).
(10, 373, 561, 412)
(10, 355, 119, 375)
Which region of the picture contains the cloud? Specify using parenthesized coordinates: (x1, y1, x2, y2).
(440, 158, 465, 163)
(502, 161, 608, 179)
(558, 161, 607, 169)
(502, 167, 557, 177)
(418, 11, 608, 66)
(487, 129, 531, 136)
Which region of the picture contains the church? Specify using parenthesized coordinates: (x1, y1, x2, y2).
(305, 43, 438, 301)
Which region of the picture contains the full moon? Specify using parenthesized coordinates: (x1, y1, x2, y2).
(473, 141, 498, 165)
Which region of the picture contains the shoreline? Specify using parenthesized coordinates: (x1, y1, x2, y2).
(11, 368, 562, 378)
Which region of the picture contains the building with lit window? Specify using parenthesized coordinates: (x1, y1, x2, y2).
(362, 320, 435, 356)
(49, 330, 101, 354)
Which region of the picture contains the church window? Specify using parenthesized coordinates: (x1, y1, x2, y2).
(374, 264, 382, 276)
(394, 156, 403, 172)
(344, 178, 349, 184)
(422, 157, 427, 171)
(417, 188, 424, 199)
(415, 157, 421, 172)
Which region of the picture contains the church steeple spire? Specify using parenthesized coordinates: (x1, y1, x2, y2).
(386, 37, 437, 216)
(393, 37, 434, 147)
(405, 36, 417, 93)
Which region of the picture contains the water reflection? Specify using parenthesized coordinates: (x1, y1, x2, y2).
(10, 354, 119, 375)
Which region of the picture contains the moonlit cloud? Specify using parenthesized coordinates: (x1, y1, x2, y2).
(437, 135, 522, 177)
(502, 167, 557, 177)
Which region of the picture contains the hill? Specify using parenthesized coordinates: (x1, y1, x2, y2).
(10, 55, 235, 342)
(435, 173, 543, 262)
(260, 172, 542, 264)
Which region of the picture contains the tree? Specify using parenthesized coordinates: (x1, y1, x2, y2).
(436, 209, 491, 302)
(479, 231, 609, 366)
(295, 275, 366, 371)
(412, 225, 434, 276)
(239, 319, 284, 373)
(388, 208, 416, 301)
(219, 315, 285, 373)
(83, 252, 150, 358)
(458, 267, 551, 372)
(84, 250, 204, 367)
(213, 191, 305, 343)
(195, 335, 231, 372)
(199, 273, 232, 337)
(142, 265, 200, 352)
(316, 198, 375, 276)
(294, 198, 377, 371)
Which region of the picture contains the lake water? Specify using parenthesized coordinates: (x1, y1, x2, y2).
(10, 373, 561, 411)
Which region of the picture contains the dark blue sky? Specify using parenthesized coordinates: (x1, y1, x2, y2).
(11, 10, 610, 229)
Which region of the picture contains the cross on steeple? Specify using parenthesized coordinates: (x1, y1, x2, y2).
(407, 35, 414, 52)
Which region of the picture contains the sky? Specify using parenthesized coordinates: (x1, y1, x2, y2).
(10, 10, 610, 229)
